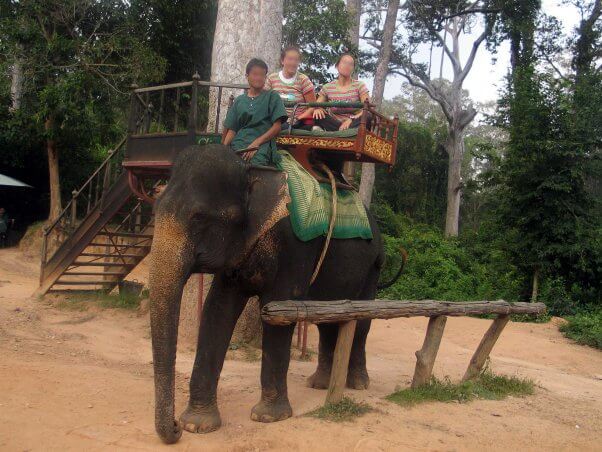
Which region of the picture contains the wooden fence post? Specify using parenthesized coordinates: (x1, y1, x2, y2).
(325, 320, 357, 405)
(462, 314, 510, 381)
(411, 315, 447, 388)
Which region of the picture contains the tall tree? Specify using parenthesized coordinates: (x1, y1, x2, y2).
(1, 0, 164, 220)
(208, 0, 284, 131)
(493, 0, 601, 307)
(384, 1, 494, 236)
(358, 0, 400, 207)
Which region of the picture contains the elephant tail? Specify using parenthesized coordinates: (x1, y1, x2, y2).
(377, 247, 408, 291)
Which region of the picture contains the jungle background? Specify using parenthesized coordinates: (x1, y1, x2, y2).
(0, 0, 600, 347)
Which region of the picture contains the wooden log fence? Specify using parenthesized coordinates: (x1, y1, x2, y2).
(261, 299, 545, 405)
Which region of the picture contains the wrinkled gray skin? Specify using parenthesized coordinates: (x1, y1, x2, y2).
(149, 144, 384, 444)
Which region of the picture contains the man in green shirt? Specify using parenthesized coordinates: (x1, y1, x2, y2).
(223, 58, 288, 166)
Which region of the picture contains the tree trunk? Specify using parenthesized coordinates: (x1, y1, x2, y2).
(346, 0, 361, 47)
(10, 54, 23, 112)
(207, 0, 284, 132)
(443, 129, 463, 237)
(359, 0, 399, 207)
(204, 0, 284, 345)
(531, 267, 540, 303)
(45, 116, 62, 222)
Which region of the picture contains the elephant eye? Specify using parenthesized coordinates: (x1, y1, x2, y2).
(223, 205, 244, 224)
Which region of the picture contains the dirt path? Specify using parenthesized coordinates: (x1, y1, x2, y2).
(0, 247, 600, 451)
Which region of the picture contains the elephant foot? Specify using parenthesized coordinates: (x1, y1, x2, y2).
(346, 369, 370, 390)
(250, 397, 292, 423)
(179, 402, 222, 434)
(306, 368, 331, 389)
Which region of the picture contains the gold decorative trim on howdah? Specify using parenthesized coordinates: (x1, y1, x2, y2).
(363, 134, 393, 163)
(276, 136, 355, 149)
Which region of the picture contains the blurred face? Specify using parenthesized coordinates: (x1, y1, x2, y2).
(336, 54, 355, 78)
(246, 65, 268, 90)
(281, 50, 301, 76)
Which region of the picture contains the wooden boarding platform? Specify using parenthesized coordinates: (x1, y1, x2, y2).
(262, 299, 546, 405)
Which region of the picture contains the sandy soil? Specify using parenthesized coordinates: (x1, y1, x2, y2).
(0, 247, 601, 451)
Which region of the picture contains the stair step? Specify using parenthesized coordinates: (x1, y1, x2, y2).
(47, 289, 110, 294)
(80, 252, 143, 258)
(87, 242, 151, 248)
(55, 280, 115, 285)
(97, 231, 153, 239)
(63, 271, 126, 276)
(116, 211, 155, 216)
(72, 261, 136, 267)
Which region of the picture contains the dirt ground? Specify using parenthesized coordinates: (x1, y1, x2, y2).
(0, 247, 601, 451)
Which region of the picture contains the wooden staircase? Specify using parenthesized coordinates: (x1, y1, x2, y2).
(37, 138, 158, 296)
(36, 76, 250, 296)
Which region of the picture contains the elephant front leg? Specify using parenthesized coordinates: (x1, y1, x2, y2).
(250, 322, 295, 422)
(180, 276, 247, 434)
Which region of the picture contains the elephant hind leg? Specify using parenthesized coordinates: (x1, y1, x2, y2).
(307, 323, 338, 389)
(346, 266, 380, 390)
(346, 318, 371, 389)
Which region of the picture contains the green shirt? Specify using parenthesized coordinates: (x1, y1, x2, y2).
(224, 90, 288, 166)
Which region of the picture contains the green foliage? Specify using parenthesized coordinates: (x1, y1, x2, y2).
(386, 372, 535, 407)
(283, 0, 352, 84)
(0, 0, 166, 219)
(494, 58, 600, 311)
(374, 119, 448, 226)
(306, 397, 373, 422)
(559, 309, 602, 350)
(130, 0, 217, 82)
(374, 205, 524, 302)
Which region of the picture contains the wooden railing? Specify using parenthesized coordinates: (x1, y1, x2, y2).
(128, 74, 248, 136)
(284, 99, 398, 140)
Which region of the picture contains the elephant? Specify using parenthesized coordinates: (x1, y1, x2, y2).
(148, 144, 398, 444)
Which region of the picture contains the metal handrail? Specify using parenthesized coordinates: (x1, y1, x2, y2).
(134, 80, 248, 93)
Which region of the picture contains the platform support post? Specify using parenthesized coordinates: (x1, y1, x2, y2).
(463, 314, 510, 381)
(411, 315, 447, 388)
(325, 320, 357, 405)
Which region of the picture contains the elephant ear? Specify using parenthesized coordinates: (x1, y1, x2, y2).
(243, 165, 291, 249)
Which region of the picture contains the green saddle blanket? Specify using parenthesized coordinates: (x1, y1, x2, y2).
(276, 150, 373, 242)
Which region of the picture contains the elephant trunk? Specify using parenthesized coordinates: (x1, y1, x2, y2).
(148, 214, 193, 444)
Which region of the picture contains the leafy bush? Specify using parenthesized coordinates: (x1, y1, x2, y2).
(375, 206, 523, 302)
(559, 310, 602, 349)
